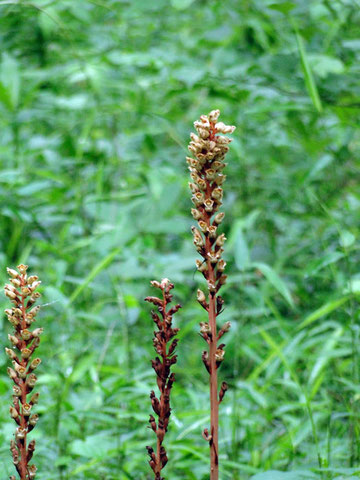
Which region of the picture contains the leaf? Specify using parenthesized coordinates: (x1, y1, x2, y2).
(253, 262, 294, 307)
(251, 471, 317, 480)
(0, 53, 20, 110)
(308, 54, 344, 78)
(70, 433, 115, 458)
(293, 26, 322, 113)
(297, 296, 350, 330)
(171, 0, 195, 9)
(308, 327, 343, 386)
(268, 2, 296, 14)
(340, 230, 355, 249)
(68, 247, 121, 304)
(235, 227, 251, 270)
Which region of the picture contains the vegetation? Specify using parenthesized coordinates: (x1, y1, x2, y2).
(0, 1, 359, 479)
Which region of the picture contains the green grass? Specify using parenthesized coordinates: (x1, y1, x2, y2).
(0, 1, 360, 479)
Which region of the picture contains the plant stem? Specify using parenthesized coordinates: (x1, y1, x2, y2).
(208, 293, 219, 479)
(187, 110, 235, 479)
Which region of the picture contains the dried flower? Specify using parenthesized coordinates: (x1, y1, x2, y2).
(187, 110, 235, 480)
(4, 265, 43, 480)
(145, 280, 181, 480)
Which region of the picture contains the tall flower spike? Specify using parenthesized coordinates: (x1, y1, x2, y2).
(144, 279, 181, 480)
(4, 265, 43, 480)
(187, 110, 235, 480)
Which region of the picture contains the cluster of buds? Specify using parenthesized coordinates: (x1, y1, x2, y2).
(188, 109, 235, 296)
(187, 109, 234, 377)
(145, 279, 181, 480)
(4, 265, 43, 480)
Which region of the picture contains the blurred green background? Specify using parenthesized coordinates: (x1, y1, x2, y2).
(0, 0, 359, 479)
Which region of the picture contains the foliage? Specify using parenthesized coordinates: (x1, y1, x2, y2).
(0, 0, 359, 479)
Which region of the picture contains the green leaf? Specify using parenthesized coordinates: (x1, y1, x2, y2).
(68, 247, 121, 304)
(308, 54, 344, 78)
(297, 296, 351, 330)
(293, 26, 322, 113)
(171, 0, 195, 9)
(340, 230, 355, 249)
(253, 262, 294, 307)
(268, 2, 296, 14)
(235, 227, 251, 270)
(251, 471, 317, 480)
(0, 53, 20, 110)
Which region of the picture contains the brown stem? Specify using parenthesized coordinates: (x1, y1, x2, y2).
(19, 277, 28, 479)
(208, 293, 219, 479)
(145, 279, 181, 480)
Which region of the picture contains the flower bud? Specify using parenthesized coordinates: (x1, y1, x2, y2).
(7, 268, 19, 278)
(204, 199, 214, 212)
(199, 322, 211, 334)
(214, 212, 225, 225)
(215, 174, 226, 185)
(29, 393, 40, 405)
(5, 348, 17, 360)
(195, 259, 207, 273)
(217, 259, 226, 272)
(32, 328, 44, 337)
(191, 208, 202, 220)
(198, 128, 210, 139)
(198, 221, 207, 233)
(7, 367, 17, 381)
(207, 252, 220, 264)
(197, 289, 206, 304)
(208, 225, 217, 238)
(21, 348, 32, 359)
(29, 414, 39, 426)
(212, 187, 223, 202)
(17, 264, 28, 274)
(29, 306, 41, 317)
(197, 178, 207, 191)
(23, 403, 32, 416)
(26, 374, 37, 388)
(215, 348, 225, 362)
(29, 281, 41, 291)
(27, 276, 38, 284)
(216, 233, 226, 247)
(9, 406, 18, 419)
(191, 192, 204, 206)
(209, 109, 220, 123)
(21, 329, 32, 341)
(29, 358, 41, 371)
(189, 182, 199, 194)
(14, 364, 27, 379)
(16, 427, 26, 439)
(13, 385, 21, 396)
(28, 464, 37, 478)
(8, 335, 19, 346)
(5, 289, 17, 300)
(205, 169, 217, 180)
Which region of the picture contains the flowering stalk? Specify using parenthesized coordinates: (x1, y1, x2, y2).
(145, 279, 181, 480)
(187, 109, 235, 480)
(4, 264, 43, 480)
